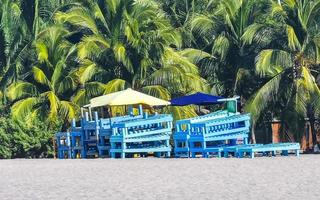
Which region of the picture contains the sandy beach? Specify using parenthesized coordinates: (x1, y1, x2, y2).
(0, 155, 319, 200)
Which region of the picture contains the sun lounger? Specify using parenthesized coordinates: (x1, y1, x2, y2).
(237, 143, 300, 158)
(110, 114, 173, 158)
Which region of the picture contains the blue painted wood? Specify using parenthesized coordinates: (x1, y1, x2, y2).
(110, 113, 173, 158)
(61, 109, 145, 158)
(55, 132, 71, 159)
(174, 111, 251, 158)
(203, 147, 224, 158)
(223, 144, 263, 158)
(58, 105, 302, 160)
(173, 110, 235, 156)
(237, 143, 300, 158)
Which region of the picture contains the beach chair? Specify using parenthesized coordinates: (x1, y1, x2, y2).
(237, 143, 301, 158)
(55, 132, 71, 159)
(173, 110, 235, 157)
(187, 114, 251, 158)
(110, 113, 173, 158)
(223, 144, 263, 158)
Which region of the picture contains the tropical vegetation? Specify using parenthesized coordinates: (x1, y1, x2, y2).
(0, 0, 319, 158)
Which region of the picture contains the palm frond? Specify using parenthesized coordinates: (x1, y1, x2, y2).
(255, 49, 292, 77)
(270, 0, 286, 19)
(51, 60, 65, 90)
(11, 97, 39, 120)
(284, 0, 296, 8)
(103, 79, 129, 94)
(72, 82, 106, 106)
(104, 0, 121, 14)
(165, 106, 198, 121)
(159, 29, 182, 49)
(42, 91, 59, 120)
(212, 34, 230, 61)
(245, 73, 283, 121)
(55, 8, 99, 34)
(191, 14, 216, 37)
(78, 35, 110, 59)
(78, 61, 98, 84)
(286, 25, 301, 51)
(179, 48, 212, 63)
(6, 82, 38, 101)
(162, 48, 199, 74)
(113, 43, 134, 73)
(300, 66, 316, 92)
(32, 66, 51, 87)
(241, 23, 264, 45)
(59, 101, 79, 120)
(35, 41, 49, 63)
(141, 85, 171, 100)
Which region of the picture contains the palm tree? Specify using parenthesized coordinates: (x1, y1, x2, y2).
(55, 0, 211, 119)
(245, 0, 320, 145)
(0, 0, 31, 94)
(159, 0, 206, 48)
(7, 26, 79, 122)
(190, 0, 268, 97)
(0, 0, 76, 103)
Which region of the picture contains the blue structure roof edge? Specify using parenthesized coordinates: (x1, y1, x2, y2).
(170, 92, 224, 106)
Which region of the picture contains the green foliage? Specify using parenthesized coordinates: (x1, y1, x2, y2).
(245, 0, 320, 137)
(8, 25, 79, 121)
(1, 0, 320, 156)
(0, 115, 61, 159)
(54, 0, 210, 117)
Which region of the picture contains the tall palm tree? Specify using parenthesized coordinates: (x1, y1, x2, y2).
(55, 0, 211, 119)
(0, 0, 76, 103)
(7, 26, 79, 122)
(245, 0, 320, 144)
(190, 0, 268, 97)
(0, 0, 30, 93)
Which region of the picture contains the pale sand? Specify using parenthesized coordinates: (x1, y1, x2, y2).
(0, 155, 319, 200)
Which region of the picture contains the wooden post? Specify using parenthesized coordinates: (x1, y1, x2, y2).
(94, 111, 99, 121)
(271, 121, 280, 143)
(52, 137, 56, 159)
(81, 107, 84, 118)
(85, 112, 89, 121)
(89, 107, 93, 121)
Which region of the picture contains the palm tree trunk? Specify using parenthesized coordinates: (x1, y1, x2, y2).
(251, 121, 256, 144)
(33, 0, 39, 39)
(307, 104, 317, 151)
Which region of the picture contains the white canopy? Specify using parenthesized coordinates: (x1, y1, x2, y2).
(89, 88, 171, 108)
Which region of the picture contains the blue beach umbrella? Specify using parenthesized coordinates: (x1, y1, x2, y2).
(170, 92, 224, 106)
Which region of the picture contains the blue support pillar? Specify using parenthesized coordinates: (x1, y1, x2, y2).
(67, 132, 71, 158)
(282, 150, 288, 156)
(111, 142, 116, 158)
(244, 137, 248, 144)
(85, 112, 89, 122)
(128, 106, 133, 115)
(121, 142, 126, 159)
(250, 151, 254, 159)
(72, 118, 76, 128)
(202, 141, 207, 158)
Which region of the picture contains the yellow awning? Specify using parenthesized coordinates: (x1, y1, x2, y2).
(89, 88, 171, 108)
